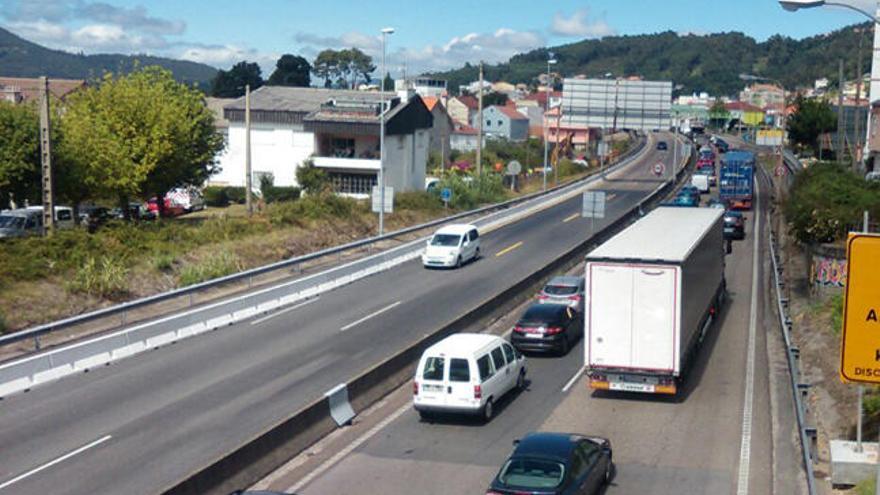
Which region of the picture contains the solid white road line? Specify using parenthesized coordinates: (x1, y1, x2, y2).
(0, 435, 112, 491)
(562, 366, 584, 393)
(287, 401, 411, 493)
(251, 297, 320, 326)
(735, 180, 761, 495)
(340, 301, 402, 332)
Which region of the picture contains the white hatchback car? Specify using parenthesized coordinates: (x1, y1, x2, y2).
(422, 224, 481, 268)
(413, 333, 526, 422)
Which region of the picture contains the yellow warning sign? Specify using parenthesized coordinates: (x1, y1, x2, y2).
(840, 233, 880, 383)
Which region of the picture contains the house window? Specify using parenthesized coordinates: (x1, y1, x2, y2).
(327, 172, 377, 195)
(486, 120, 491, 127)
(329, 137, 356, 158)
(497, 120, 503, 126)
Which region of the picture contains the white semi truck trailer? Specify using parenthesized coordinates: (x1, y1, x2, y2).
(584, 207, 726, 395)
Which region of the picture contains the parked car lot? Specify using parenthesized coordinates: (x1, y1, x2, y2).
(487, 432, 613, 495)
(414, 333, 526, 422)
(512, 303, 582, 355)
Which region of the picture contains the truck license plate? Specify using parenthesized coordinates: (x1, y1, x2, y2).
(609, 382, 655, 393)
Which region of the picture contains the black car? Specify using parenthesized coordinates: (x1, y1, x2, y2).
(487, 432, 613, 495)
(78, 205, 113, 231)
(724, 211, 746, 240)
(512, 303, 582, 355)
(656, 141, 668, 151)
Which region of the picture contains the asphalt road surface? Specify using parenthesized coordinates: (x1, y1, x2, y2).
(0, 133, 679, 495)
(291, 158, 776, 495)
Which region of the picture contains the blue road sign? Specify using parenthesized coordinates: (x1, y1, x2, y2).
(441, 188, 452, 202)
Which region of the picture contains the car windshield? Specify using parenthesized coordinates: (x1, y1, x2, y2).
(498, 457, 566, 489)
(431, 234, 461, 247)
(544, 285, 578, 296)
(0, 215, 25, 229)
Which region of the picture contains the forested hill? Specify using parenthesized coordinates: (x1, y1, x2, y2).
(0, 26, 217, 86)
(428, 23, 873, 96)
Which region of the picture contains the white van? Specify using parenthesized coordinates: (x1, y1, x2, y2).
(690, 173, 710, 193)
(422, 224, 481, 268)
(413, 333, 526, 421)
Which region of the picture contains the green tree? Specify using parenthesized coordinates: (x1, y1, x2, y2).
(708, 99, 729, 129)
(60, 67, 225, 215)
(267, 54, 311, 87)
(313, 49, 342, 88)
(787, 96, 837, 155)
(343, 48, 375, 88)
(210, 61, 264, 98)
(0, 101, 40, 208)
(482, 92, 508, 107)
(382, 72, 394, 91)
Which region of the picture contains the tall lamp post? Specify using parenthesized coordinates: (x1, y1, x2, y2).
(542, 54, 557, 192)
(379, 27, 394, 236)
(780, 0, 880, 171)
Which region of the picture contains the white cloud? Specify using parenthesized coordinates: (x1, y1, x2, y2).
(179, 44, 278, 74)
(295, 27, 545, 75)
(551, 9, 614, 38)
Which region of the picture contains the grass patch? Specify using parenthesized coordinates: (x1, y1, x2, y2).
(66, 256, 130, 299)
(856, 476, 876, 495)
(151, 252, 176, 272)
(177, 251, 242, 287)
(395, 191, 443, 212)
(0, 312, 6, 334)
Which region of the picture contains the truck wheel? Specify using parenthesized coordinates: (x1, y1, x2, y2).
(482, 398, 494, 422)
(475, 247, 481, 260)
(418, 410, 432, 422)
(455, 255, 462, 269)
(516, 370, 526, 390)
(604, 462, 612, 484)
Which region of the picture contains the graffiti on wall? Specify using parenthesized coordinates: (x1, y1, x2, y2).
(812, 256, 847, 287)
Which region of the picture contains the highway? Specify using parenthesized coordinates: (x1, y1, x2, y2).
(0, 133, 676, 495)
(267, 153, 778, 495)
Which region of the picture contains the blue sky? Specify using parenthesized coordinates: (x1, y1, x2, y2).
(0, 0, 877, 75)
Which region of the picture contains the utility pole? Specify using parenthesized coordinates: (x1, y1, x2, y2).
(245, 83, 253, 216)
(855, 29, 865, 170)
(838, 60, 845, 164)
(379, 27, 394, 236)
(476, 61, 483, 177)
(39, 76, 54, 235)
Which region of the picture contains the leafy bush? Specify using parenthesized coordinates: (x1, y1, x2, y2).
(263, 186, 301, 204)
(295, 158, 330, 195)
(225, 186, 247, 204)
(436, 173, 508, 210)
(784, 162, 880, 243)
(557, 158, 587, 179)
(66, 256, 129, 298)
(266, 194, 366, 226)
(829, 292, 844, 335)
(395, 191, 442, 212)
(203, 186, 229, 207)
(0, 312, 6, 334)
(178, 250, 241, 287)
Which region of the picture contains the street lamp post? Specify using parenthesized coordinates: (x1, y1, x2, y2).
(245, 83, 252, 216)
(542, 55, 557, 192)
(379, 27, 394, 236)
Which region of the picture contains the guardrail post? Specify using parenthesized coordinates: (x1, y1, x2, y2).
(248, 276, 253, 289)
(189, 292, 194, 307)
(34, 334, 41, 351)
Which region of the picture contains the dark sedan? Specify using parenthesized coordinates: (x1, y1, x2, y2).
(724, 211, 746, 240)
(487, 432, 613, 495)
(512, 303, 582, 355)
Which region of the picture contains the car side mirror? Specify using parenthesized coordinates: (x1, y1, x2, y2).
(426, 240, 431, 247)
(512, 439, 520, 446)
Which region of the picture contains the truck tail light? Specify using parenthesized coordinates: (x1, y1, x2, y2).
(413, 381, 419, 395)
(474, 385, 482, 399)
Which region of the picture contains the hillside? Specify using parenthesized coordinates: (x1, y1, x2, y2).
(0, 26, 217, 86)
(429, 23, 873, 97)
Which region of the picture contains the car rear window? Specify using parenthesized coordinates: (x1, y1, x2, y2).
(520, 304, 565, 324)
(498, 457, 566, 489)
(543, 284, 578, 296)
(422, 357, 445, 381)
(449, 358, 470, 382)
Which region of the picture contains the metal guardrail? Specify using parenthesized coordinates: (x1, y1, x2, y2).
(763, 164, 818, 495)
(0, 134, 648, 352)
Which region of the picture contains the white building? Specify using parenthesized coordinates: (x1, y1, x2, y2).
(214, 86, 433, 197)
(395, 77, 447, 98)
